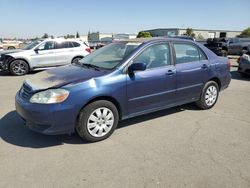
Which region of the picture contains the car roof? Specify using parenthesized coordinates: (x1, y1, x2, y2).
(118, 37, 195, 44)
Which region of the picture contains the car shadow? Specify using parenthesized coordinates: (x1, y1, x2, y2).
(0, 70, 43, 77)
(231, 70, 250, 81)
(0, 104, 198, 148)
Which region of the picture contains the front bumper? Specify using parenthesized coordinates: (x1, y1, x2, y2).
(15, 91, 78, 135)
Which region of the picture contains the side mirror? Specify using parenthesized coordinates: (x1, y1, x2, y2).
(128, 63, 146, 74)
(34, 49, 39, 53)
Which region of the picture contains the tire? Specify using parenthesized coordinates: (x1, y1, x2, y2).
(240, 72, 248, 77)
(9, 59, 29, 76)
(195, 81, 219, 110)
(76, 100, 119, 142)
(71, 56, 83, 64)
(221, 50, 228, 57)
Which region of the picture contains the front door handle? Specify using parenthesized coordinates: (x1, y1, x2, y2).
(166, 70, 175, 76)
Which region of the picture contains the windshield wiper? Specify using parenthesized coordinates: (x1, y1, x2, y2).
(81, 63, 101, 71)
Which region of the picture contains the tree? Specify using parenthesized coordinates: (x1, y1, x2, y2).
(239, 27, 250, 37)
(184, 28, 196, 38)
(76, 31, 80, 38)
(42, 33, 49, 38)
(197, 34, 204, 40)
(137, 31, 152, 38)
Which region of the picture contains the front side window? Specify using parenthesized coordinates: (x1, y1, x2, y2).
(37, 41, 55, 50)
(132, 43, 171, 69)
(174, 43, 200, 64)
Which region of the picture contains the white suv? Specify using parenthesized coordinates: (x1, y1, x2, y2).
(0, 38, 91, 75)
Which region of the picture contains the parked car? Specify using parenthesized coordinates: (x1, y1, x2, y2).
(15, 38, 231, 142)
(238, 53, 250, 77)
(0, 42, 3, 51)
(204, 38, 228, 56)
(204, 37, 250, 56)
(2, 40, 23, 50)
(0, 38, 91, 75)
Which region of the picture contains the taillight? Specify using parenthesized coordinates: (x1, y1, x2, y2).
(237, 57, 240, 64)
(227, 59, 231, 70)
(85, 48, 91, 53)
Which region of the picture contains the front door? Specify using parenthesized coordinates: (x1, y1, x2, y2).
(126, 43, 176, 115)
(31, 41, 56, 67)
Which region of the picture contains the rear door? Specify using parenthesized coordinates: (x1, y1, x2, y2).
(54, 41, 73, 65)
(173, 42, 209, 101)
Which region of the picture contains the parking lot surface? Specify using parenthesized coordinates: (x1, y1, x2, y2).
(0, 58, 250, 188)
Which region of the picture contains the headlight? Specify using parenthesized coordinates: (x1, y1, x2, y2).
(30, 89, 69, 104)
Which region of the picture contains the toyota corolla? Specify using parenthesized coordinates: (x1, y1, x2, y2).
(15, 38, 231, 142)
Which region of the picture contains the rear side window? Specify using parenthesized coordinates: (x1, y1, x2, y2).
(174, 43, 206, 64)
(72, 42, 81, 47)
(56, 41, 70, 49)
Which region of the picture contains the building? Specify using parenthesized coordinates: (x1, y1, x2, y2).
(88, 32, 113, 43)
(112, 33, 137, 41)
(145, 28, 242, 39)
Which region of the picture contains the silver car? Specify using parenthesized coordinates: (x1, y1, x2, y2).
(0, 38, 91, 75)
(238, 53, 250, 77)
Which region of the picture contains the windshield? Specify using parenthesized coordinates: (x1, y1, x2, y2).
(22, 41, 41, 50)
(79, 42, 141, 69)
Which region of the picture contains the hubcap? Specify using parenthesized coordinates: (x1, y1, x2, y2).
(87, 107, 114, 137)
(205, 85, 217, 106)
(73, 58, 82, 64)
(12, 60, 27, 75)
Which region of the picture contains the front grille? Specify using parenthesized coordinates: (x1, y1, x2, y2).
(20, 83, 33, 100)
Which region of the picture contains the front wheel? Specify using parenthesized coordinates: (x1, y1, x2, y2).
(76, 100, 119, 142)
(195, 81, 219, 110)
(9, 59, 29, 76)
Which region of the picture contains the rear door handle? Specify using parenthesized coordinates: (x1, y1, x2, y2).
(201, 64, 208, 69)
(166, 70, 175, 76)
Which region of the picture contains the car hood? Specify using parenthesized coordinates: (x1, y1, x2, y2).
(0, 49, 23, 56)
(25, 65, 109, 91)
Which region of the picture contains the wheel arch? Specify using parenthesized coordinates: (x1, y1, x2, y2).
(9, 58, 31, 70)
(209, 77, 221, 90)
(77, 96, 122, 121)
(71, 56, 84, 63)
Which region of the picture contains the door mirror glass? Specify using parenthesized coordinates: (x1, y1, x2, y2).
(128, 63, 146, 73)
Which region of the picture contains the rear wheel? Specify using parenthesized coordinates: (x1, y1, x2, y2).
(195, 81, 219, 109)
(72, 57, 83, 64)
(76, 100, 119, 142)
(9, 59, 29, 76)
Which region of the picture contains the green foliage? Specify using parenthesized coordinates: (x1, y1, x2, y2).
(239, 27, 250, 37)
(76, 31, 80, 38)
(137, 31, 152, 38)
(185, 28, 196, 38)
(197, 34, 204, 40)
(42, 33, 49, 38)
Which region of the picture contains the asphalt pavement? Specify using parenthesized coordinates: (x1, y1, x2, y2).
(0, 58, 250, 188)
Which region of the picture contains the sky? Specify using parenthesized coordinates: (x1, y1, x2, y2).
(0, 0, 250, 38)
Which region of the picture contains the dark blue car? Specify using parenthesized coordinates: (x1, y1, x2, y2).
(15, 38, 231, 142)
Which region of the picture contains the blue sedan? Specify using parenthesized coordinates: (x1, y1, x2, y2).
(15, 38, 231, 142)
